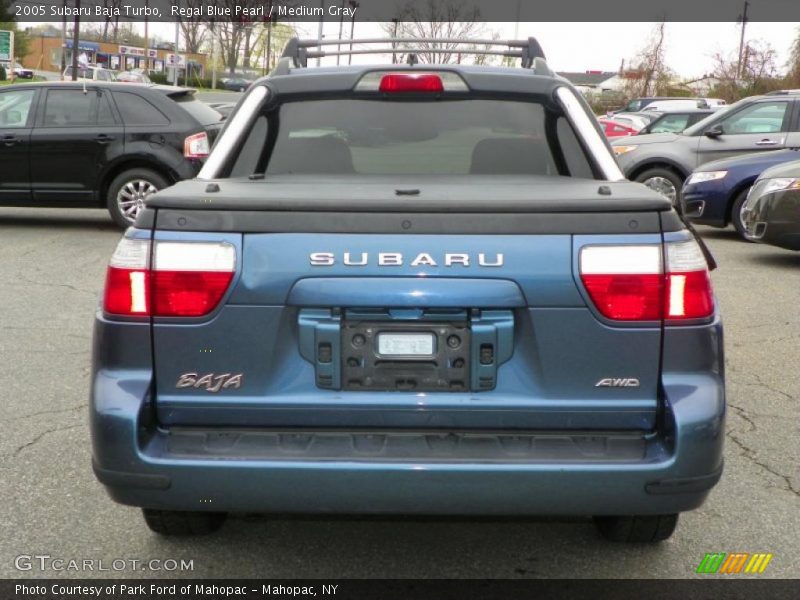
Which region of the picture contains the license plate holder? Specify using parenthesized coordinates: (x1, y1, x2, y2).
(342, 320, 470, 392)
(377, 332, 436, 357)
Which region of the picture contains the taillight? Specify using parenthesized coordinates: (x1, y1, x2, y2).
(104, 238, 150, 316)
(580, 245, 663, 321)
(664, 241, 714, 320)
(184, 132, 209, 158)
(103, 238, 235, 318)
(579, 240, 714, 323)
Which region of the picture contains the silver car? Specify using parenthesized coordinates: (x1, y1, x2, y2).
(611, 91, 800, 204)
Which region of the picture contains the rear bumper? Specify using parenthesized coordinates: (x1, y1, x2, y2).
(91, 374, 725, 516)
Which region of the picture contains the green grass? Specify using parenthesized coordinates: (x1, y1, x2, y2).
(0, 76, 46, 85)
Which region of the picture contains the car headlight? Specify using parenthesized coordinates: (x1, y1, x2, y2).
(758, 178, 800, 195)
(612, 145, 638, 156)
(685, 171, 727, 185)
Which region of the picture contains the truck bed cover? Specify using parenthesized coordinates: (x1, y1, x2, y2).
(146, 175, 671, 213)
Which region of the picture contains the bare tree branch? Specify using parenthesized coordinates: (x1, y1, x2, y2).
(379, 0, 489, 65)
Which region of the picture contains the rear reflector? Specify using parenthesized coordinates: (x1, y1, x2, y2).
(184, 132, 210, 159)
(580, 240, 714, 323)
(103, 238, 235, 317)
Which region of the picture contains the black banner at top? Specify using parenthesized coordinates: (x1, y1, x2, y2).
(5, 0, 800, 22)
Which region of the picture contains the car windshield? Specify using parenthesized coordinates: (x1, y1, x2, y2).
(625, 100, 642, 111)
(225, 98, 597, 179)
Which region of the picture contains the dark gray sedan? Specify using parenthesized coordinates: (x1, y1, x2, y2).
(743, 158, 800, 250)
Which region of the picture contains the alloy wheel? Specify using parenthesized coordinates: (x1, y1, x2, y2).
(642, 176, 677, 204)
(116, 179, 159, 223)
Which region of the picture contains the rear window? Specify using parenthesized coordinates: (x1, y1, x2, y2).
(227, 99, 596, 179)
(173, 95, 223, 126)
(113, 92, 169, 126)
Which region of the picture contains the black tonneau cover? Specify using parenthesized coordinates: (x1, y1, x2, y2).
(146, 176, 671, 213)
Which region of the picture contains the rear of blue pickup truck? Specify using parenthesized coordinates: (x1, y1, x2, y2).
(90, 61, 724, 541)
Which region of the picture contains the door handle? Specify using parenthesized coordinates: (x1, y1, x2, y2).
(95, 134, 115, 144)
(755, 139, 779, 146)
(2, 134, 19, 147)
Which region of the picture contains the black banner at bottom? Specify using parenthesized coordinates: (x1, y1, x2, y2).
(3, 579, 798, 600)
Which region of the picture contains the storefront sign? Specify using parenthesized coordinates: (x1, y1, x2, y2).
(0, 30, 14, 62)
(119, 45, 145, 56)
(165, 53, 186, 67)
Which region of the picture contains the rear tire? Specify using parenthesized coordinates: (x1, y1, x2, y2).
(634, 168, 684, 208)
(731, 187, 755, 242)
(142, 509, 227, 536)
(593, 514, 679, 543)
(106, 168, 169, 229)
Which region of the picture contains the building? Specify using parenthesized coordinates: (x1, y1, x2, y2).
(22, 35, 208, 77)
(557, 71, 625, 94)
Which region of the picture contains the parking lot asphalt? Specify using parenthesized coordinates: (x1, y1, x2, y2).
(0, 207, 797, 579)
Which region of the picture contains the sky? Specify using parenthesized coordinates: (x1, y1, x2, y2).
(47, 20, 800, 79)
(285, 21, 800, 79)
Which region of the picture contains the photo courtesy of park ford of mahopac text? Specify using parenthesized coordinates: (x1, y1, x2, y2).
(1, 0, 799, 598)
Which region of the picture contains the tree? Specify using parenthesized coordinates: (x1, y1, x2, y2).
(1, 0, 29, 61)
(0, 0, 12, 22)
(250, 21, 296, 72)
(379, 0, 491, 65)
(710, 40, 781, 101)
(209, 0, 267, 75)
(175, 0, 207, 54)
(620, 22, 673, 99)
(787, 26, 800, 87)
(101, 0, 124, 42)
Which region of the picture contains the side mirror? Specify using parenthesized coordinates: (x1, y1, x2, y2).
(704, 124, 724, 138)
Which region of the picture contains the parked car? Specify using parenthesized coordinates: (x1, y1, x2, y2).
(63, 65, 116, 82)
(681, 148, 800, 239)
(223, 77, 253, 92)
(608, 113, 650, 131)
(612, 91, 800, 205)
(743, 158, 800, 250)
(1, 61, 34, 79)
(638, 109, 716, 134)
(616, 96, 707, 113)
(0, 81, 223, 227)
(641, 99, 708, 112)
(116, 69, 152, 84)
(598, 118, 638, 138)
(91, 37, 724, 543)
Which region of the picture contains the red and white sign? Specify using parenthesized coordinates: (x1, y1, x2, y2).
(119, 46, 158, 58)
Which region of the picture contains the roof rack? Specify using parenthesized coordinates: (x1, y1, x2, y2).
(277, 37, 550, 74)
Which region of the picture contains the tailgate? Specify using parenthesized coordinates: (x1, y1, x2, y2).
(149, 208, 668, 431)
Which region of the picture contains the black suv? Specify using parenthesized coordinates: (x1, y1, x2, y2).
(0, 81, 223, 227)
